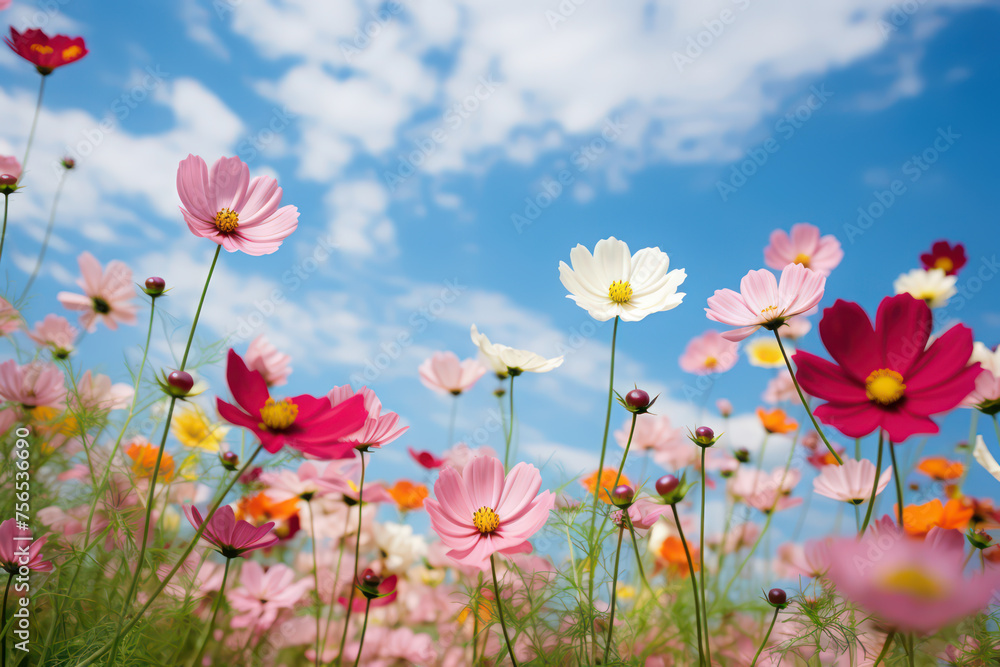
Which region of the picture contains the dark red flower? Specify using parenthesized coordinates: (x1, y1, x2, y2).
(408, 446, 444, 469)
(216, 349, 367, 458)
(5, 28, 88, 75)
(338, 568, 398, 611)
(920, 240, 967, 276)
(793, 294, 980, 442)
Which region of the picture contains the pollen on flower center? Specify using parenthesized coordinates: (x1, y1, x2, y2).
(793, 253, 811, 267)
(30, 44, 53, 54)
(258, 397, 298, 431)
(608, 280, 633, 304)
(760, 305, 779, 317)
(703, 356, 718, 368)
(933, 257, 954, 273)
(865, 369, 906, 405)
(472, 506, 500, 534)
(62, 45, 82, 59)
(878, 567, 945, 600)
(214, 208, 240, 233)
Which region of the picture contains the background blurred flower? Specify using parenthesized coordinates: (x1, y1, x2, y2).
(244, 335, 292, 387)
(419, 351, 487, 395)
(171, 403, 229, 451)
(5, 27, 87, 74)
(763, 223, 843, 277)
(893, 267, 957, 308)
(27, 314, 77, 357)
(812, 458, 892, 504)
(679, 330, 738, 374)
(57, 252, 137, 332)
(920, 240, 966, 275)
(745, 337, 787, 368)
(470, 324, 564, 374)
(0, 360, 65, 409)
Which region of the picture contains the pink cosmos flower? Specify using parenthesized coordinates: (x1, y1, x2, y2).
(73, 370, 133, 412)
(228, 561, 311, 630)
(716, 398, 733, 417)
(177, 154, 299, 256)
(964, 342, 1000, 412)
(775, 539, 832, 579)
(184, 505, 279, 558)
(425, 456, 554, 569)
(812, 458, 892, 504)
(0, 518, 52, 573)
(327, 385, 407, 450)
(678, 330, 739, 374)
(827, 526, 1000, 634)
(0, 155, 20, 180)
(706, 263, 826, 342)
(57, 252, 137, 332)
(762, 371, 797, 404)
(409, 447, 444, 469)
(614, 413, 684, 455)
(764, 223, 844, 277)
(419, 351, 487, 395)
(731, 467, 802, 514)
(0, 360, 65, 409)
(778, 314, 812, 340)
(612, 497, 671, 535)
(0, 298, 21, 336)
(259, 461, 330, 503)
(319, 457, 394, 505)
(28, 314, 77, 357)
(441, 442, 497, 474)
(244, 335, 292, 387)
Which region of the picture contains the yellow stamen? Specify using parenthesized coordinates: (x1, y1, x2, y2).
(608, 280, 633, 305)
(879, 567, 945, 600)
(472, 506, 500, 534)
(214, 208, 239, 233)
(61, 45, 82, 60)
(865, 369, 906, 405)
(258, 397, 298, 431)
(760, 305, 779, 317)
(30, 44, 53, 54)
(933, 257, 954, 273)
(793, 253, 811, 268)
(703, 356, 718, 368)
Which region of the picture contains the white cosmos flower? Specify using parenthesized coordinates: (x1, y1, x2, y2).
(893, 268, 957, 309)
(374, 522, 427, 573)
(558, 237, 686, 322)
(470, 325, 564, 374)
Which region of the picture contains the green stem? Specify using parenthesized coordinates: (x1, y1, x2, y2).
(20, 75, 46, 178)
(773, 330, 843, 465)
(189, 557, 232, 667)
(318, 511, 351, 663)
(308, 500, 321, 667)
(859, 431, 885, 535)
(351, 599, 372, 667)
(749, 607, 780, 667)
(626, 521, 650, 591)
(337, 452, 366, 666)
(671, 504, 705, 667)
(0, 195, 8, 270)
(888, 442, 905, 529)
(1, 575, 11, 667)
(490, 554, 519, 667)
(699, 447, 712, 666)
(180, 245, 221, 371)
(603, 523, 626, 665)
(720, 512, 774, 603)
(958, 412, 980, 494)
(613, 414, 637, 489)
(504, 375, 515, 469)
(872, 630, 896, 667)
(20, 166, 68, 297)
(447, 394, 459, 448)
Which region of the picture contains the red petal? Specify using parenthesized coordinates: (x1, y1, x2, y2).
(813, 401, 882, 439)
(876, 294, 931, 376)
(225, 349, 270, 414)
(905, 324, 975, 393)
(904, 364, 981, 416)
(818, 300, 881, 383)
(879, 409, 939, 443)
(792, 350, 867, 403)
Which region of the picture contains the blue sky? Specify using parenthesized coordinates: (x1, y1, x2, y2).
(2, 0, 999, 542)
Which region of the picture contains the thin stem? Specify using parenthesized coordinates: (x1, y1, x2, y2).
(888, 442, 905, 529)
(613, 413, 637, 489)
(720, 512, 774, 603)
(180, 245, 222, 371)
(318, 512, 352, 662)
(490, 554, 519, 667)
(603, 523, 626, 665)
(626, 521, 650, 591)
(472, 597, 479, 666)
(337, 452, 366, 666)
(859, 431, 885, 535)
(504, 375, 515, 469)
(871, 630, 896, 667)
(20, 75, 46, 178)
(749, 607, 780, 667)
(1, 575, 11, 667)
(671, 504, 705, 667)
(189, 557, 232, 667)
(773, 330, 843, 465)
(308, 500, 321, 667)
(447, 394, 459, 448)
(351, 599, 372, 667)
(699, 447, 712, 666)
(0, 195, 8, 270)
(958, 412, 980, 493)
(20, 166, 68, 297)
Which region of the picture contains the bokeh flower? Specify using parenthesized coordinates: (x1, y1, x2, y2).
(57, 252, 137, 332)
(582, 468, 633, 504)
(745, 337, 787, 368)
(244, 335, 292, 387)
(920, 240, 966, 276)
(387, 480, 429, 511)
(812, 459, 891, 504)
(964, 342, 1000, 413)
(763, 223, 843, 277)
(419, 351, 487, 395)
(470, 325, 564, 375)
(679, 330, 738, 374)
(27, 314, 77, 358)
(915, 457, 964, 482)
(893, 267, 957, 309)
(5, 27, 87, 75)
(756, 407, 797, 434)
(171, 403, 229, 451)
(0, 360, 65, 409)
(0, 298, 22, 336)
(183, 504, 278, 558)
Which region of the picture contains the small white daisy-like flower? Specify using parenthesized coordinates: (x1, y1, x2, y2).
(893, 268, 957, 309)
(470, 325, 564, 375)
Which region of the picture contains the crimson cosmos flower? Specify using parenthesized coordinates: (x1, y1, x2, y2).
(792, 294, 980, 442)
(216, 349, 368, 458)
(920, 240, 967, 276)
(5, 28, 88, 75)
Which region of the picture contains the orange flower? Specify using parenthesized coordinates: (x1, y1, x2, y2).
(657, 536, 698, 575)
(756, 407, 797, 434)
(915, 457, 964, 482)
(126, 439, 174, 482)
(387, 480, 428, 511)
(900, 498, 974, 536)
(236, 492, 299, 524)
(581, 468, 632, 504)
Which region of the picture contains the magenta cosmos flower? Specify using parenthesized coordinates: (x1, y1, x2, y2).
(0, 360, 65, 409)
(183, 504, 278, 558)
(0, 518, 52, 573)
(763, 223, 843, 277)
(792, 294, 980, 442)
(216, 349, 368, 457)
(327, 385, 407, 450)
(244, 334, 292, 387)
(705, 263, 825, 342)
(338, 568, 398, 611)
(425, 456, 554, 569)
(418, 351, 487, 395)
(409, 447, 444, 469)
(678, 329, 739, 374)
(57, 252, 137, 332)
(177, 154, 298, 256)
(827, 526, 1000, 634)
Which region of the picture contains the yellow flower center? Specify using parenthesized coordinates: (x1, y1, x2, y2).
(703, 356, 718, 368)
(865, 369, 906, 405)
(62, 45, 82, 59)
(258, 398, 298, 431)
(933, 257, 954, 273)
(878, 567, 945, 600)
(30, 44, 53, 54)
(472, 506, 500, 534)
(608, 280, 633, 304)
(760, 304, 779, 317)
(214, 208, 240, 233)
(793, 253, 811, 268)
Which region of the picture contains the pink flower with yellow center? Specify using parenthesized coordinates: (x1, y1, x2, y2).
(678, 330, 738, 375)
(763, 223, 843, 277)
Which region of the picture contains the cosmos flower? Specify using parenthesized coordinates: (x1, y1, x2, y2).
(792, 295, 980, 442)
(893, 268, 957, 309)
(0, 155, 20, 181)
(614, 413, 685, 455)
(0, 519, 52, 573)
(216, 349, 368, 457)
(678, 330, 739, 375)
(338, 568, 399, 611)
(27, 314, 77, 358)
(228, 561, 311, 630)
(745, 337, 787, 368)
(171, 403, 229, 451)
(387, 480, 429, 511)
(900, 499, 973, 537)
(73, 370, 133, 412)
(582, 468, 633, 504)
(126, 438, 175, 482)
(964, 342, 1000, 413)
(763, 223, 844, 277)
(762, 372, 797, 404)
(244, 335, 292, 387)
(0, 298, 22, 336)
(327, 385, 407, 450)
(57, 252, 138, 332)
(418, 351, 487, 395)
(470, 325, 564, 375)
(0, 360, 65, 409)
(915, 457, 964, 482)
(408, 447, 445, 469)
(176, 155, 299, 256)
(425, 456, 554, 569)
(812, 459, 892, 504)
(183, 505, 278, 558)
(705, 263, 826, 342)
(756, 407, 797, 434)
(558, 237, 686, 322)
(611, 497, 671, 535)
(5, 28, 87, 75)
(920, 240, 966, 276)
(373, 524, 427, 572)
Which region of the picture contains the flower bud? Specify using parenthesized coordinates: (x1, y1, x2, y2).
(655, 475, 679, 498)
(688, 425, 721, 448)
(968, 529, 993, 550)
(735, 448, 751, 464)
(143, 276, 166, 297)
(616, 386, 658, 414)
(656, 472, 694, 505)
(0, 174, 17, 195)
(220, 450, 239, 471)
(61, 157, 76, 170)
(610, 484, 634, 508)
(358, 568, 385, 599)
(767, 587, 788, 608)
(167, 370, 194, 393)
